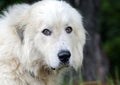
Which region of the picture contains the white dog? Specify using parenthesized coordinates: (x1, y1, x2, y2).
(0, 0, 86, 85)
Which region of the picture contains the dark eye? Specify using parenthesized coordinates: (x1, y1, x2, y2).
(42, 29, 52, 36)
(65, 26, 72, 34)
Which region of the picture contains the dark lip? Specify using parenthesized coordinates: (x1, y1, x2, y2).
(59, 62, 69, 67)
(51, 62, 70, 70)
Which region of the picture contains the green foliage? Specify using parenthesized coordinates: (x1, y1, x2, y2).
(104, 37, 120, 67)
(100, 0, 120, 41)
(0, 0, 23, 11)
(107, 67, 120, 85)
(100, 0, 120, 74)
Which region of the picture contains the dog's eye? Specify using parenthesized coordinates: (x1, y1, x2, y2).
(42, 29, 52, 36)
(65, 26, 72, 34)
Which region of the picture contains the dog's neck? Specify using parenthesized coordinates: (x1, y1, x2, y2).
(38, 69, 59, 85)
(24, 64, 61, 85)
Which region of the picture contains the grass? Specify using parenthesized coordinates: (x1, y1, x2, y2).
(63, 69, 120, 85)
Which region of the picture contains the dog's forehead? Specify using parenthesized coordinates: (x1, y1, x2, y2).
(29, 1, 75, 23)
(28, 0, 83, 33)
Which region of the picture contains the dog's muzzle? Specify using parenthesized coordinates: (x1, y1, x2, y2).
(51, 50, 71, 70)
(58, 50, 71, 64)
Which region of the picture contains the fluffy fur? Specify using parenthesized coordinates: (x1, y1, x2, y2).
(0, 0, 86, 85)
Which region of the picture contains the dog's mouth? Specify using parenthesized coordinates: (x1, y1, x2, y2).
(51, 62, 70, 70)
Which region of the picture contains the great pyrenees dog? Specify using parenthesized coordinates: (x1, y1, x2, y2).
(0, 0, 86, 85)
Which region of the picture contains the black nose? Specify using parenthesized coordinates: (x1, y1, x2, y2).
(58, 50, 71, 63)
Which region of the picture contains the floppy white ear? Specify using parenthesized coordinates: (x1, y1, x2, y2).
(16, 25, 26, 43)
(4, 4, 30, 43)
(72, 22, 86, 71)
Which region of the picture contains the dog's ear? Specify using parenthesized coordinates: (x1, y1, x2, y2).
(16, 25, 26, 43)
(72, 22, 86, 70)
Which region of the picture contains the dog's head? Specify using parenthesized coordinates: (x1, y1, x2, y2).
(14, 0, 86, 71)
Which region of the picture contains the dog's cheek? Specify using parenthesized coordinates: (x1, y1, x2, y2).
(69, 33, 84, 70)
(70, 47, 83, 70)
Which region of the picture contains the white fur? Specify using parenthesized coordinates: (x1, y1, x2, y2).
(0, 0, 86, 85)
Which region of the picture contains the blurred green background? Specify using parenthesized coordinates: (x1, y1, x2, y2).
(100, 0, 120, 75)
(0, 0, 120, 83)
